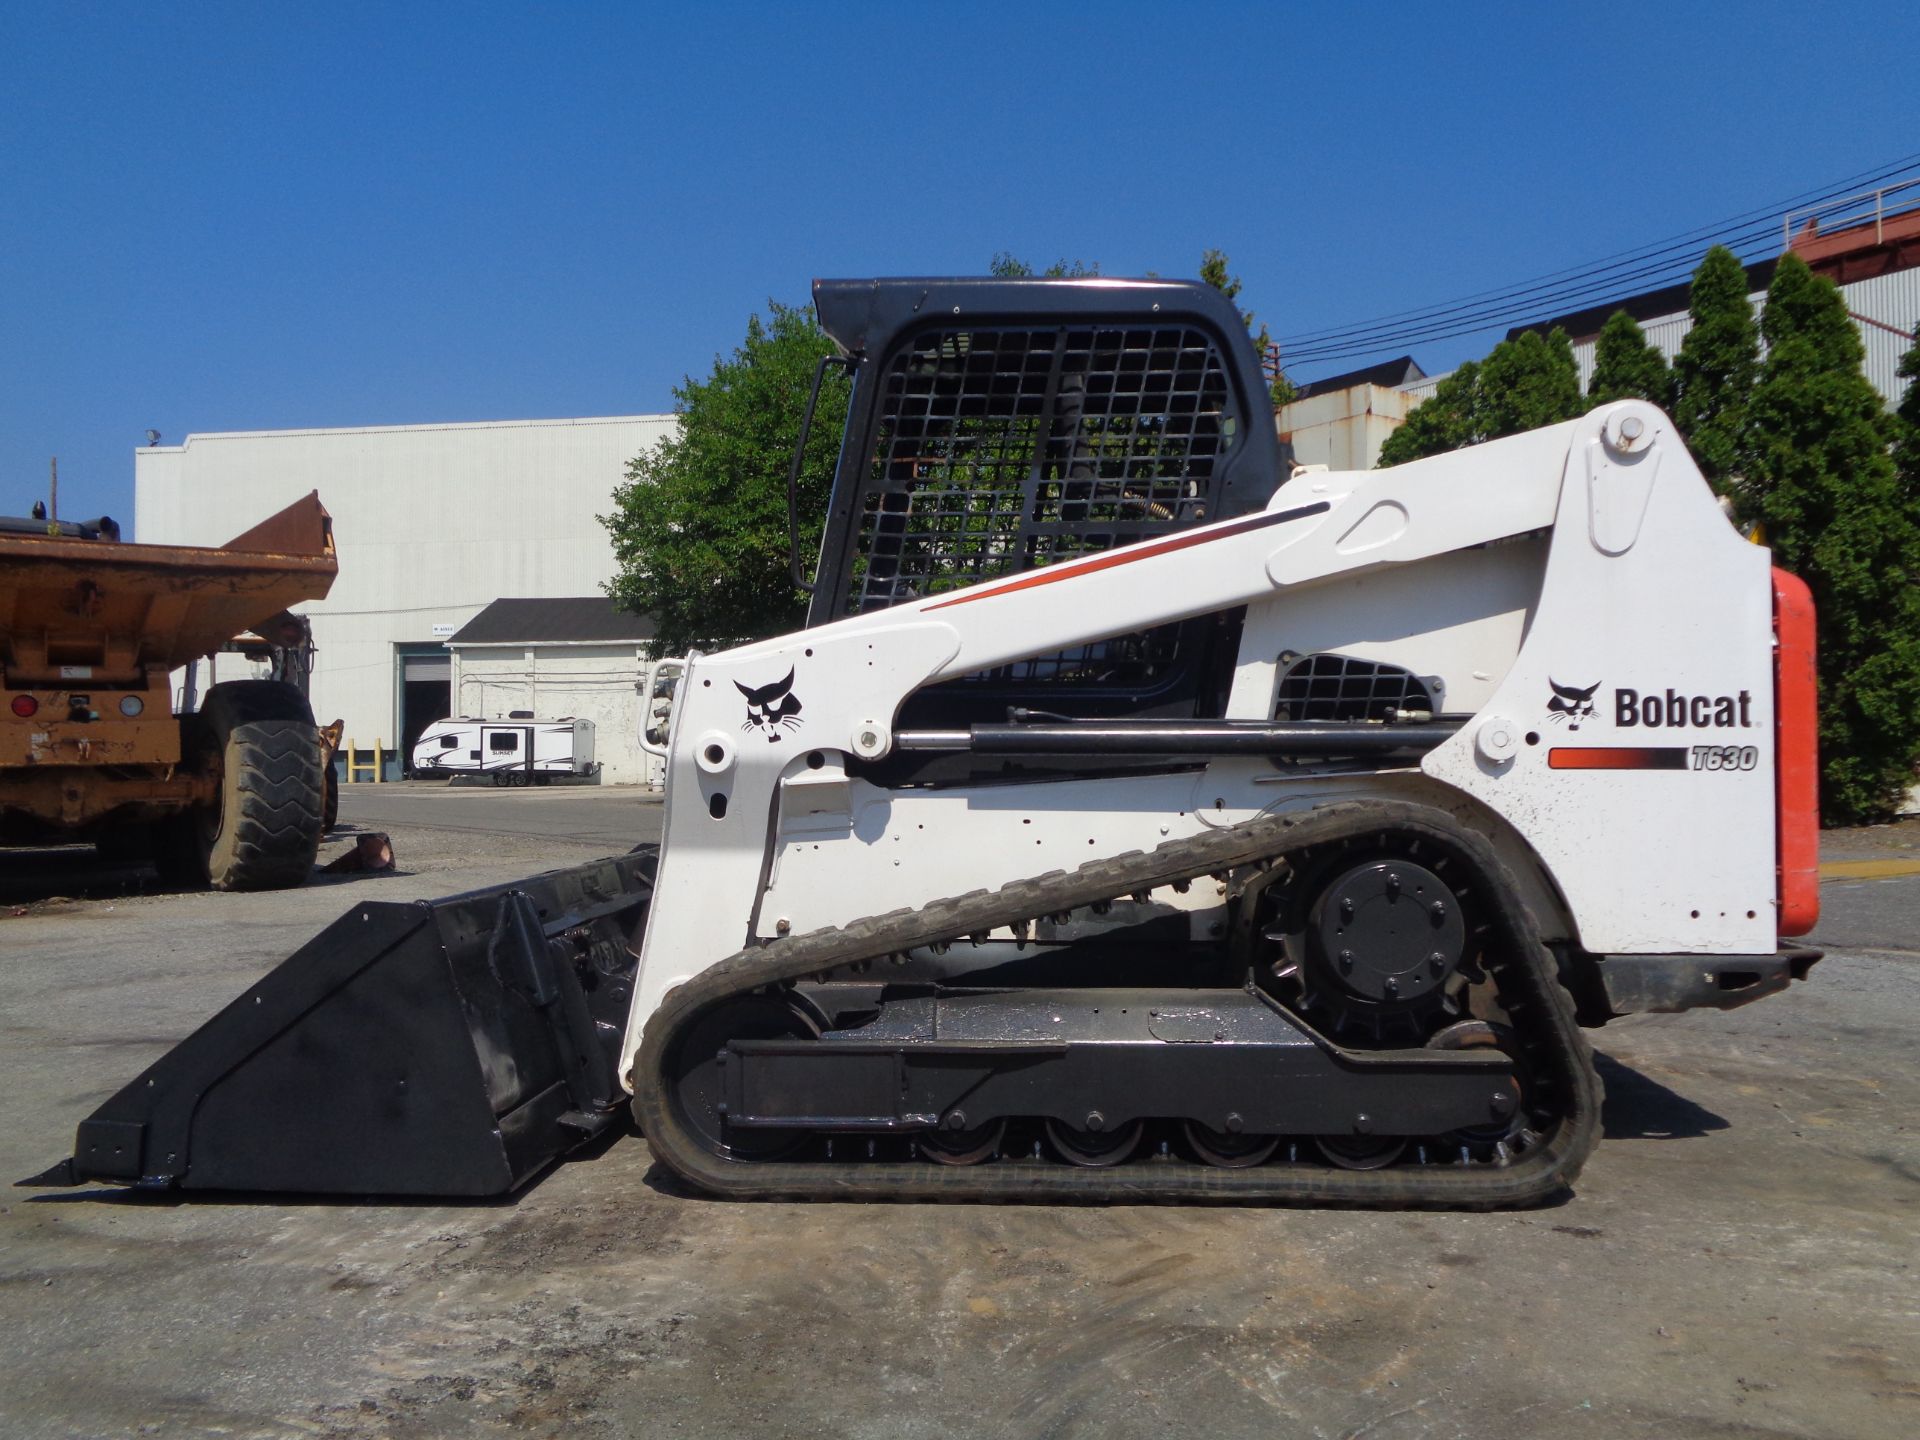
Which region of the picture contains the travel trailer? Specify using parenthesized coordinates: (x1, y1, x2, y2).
(409, 714, 597, 785)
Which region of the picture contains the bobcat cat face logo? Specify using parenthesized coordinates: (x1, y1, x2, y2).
(736, 668, 803, 742)
(1546, 678, 1600, 730)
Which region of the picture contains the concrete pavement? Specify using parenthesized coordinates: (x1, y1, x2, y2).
(1, 808, 1915, 1440)
(336, 779, 665, 850)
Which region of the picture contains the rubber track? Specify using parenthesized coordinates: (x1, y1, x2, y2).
(633, 800, 1603, 1208)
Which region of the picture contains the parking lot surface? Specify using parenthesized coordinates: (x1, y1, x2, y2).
(2, 790, 1915, 1439)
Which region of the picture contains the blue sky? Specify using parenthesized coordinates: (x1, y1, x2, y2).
(3, 2, 1913, 528)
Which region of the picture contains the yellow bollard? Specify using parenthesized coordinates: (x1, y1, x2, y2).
(344, 741, 380, 785)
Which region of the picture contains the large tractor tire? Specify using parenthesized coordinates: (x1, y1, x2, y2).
(158, 680, 326, 891)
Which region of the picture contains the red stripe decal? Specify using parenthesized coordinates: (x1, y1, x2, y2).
(1548, 747, 1689, 771)
(922, 502, 1330, 611)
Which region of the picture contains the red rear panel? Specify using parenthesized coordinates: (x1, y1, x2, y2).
(1772, 568, 1819, 936)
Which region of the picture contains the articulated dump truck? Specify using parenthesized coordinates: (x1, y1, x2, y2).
(30, 279, 1822, 1207)
(1, 493, 337, 890)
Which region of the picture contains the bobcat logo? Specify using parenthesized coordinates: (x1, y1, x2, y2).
(1546, 678, 1600, 730)
(736, 668, 803, 742)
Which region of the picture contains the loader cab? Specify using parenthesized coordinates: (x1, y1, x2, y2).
(805, 277, 1286, 744)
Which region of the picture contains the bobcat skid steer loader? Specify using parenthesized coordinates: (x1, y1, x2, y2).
(30, 277, 1822, 1207)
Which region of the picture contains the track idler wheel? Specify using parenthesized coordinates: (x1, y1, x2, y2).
(1045, 1117, 1144, 1168)
(666, 993, 823, 1162)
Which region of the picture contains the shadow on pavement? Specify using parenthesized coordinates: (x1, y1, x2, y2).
(0, 846, 172, 907)
(1595, 1052, 1729, 1140)
(17, 1119, 636, 1207)
(2, 827, 387, 908)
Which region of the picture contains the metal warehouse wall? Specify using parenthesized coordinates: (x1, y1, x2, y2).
(134, 415, 675, 762)
(448, 642, 668, 787)
(1276, 385, 1417, 471)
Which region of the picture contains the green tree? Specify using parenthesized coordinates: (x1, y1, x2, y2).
(1376, 328, 1583, 465)
(1746, 252, 1920, 822)
(1479, 327, 1582, 436)
(988, 252, 1099, 278)
(1199, 248, 1296, 405)
(1670, 244, 1758, 491)
(599, 299, 846, 655)
(1376, 360, 1483, 466)
(1894, 325, 1920, 505)
(1587, 309, 1672, 408)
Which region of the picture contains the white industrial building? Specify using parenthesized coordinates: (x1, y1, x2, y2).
(134, 414, 675, 782)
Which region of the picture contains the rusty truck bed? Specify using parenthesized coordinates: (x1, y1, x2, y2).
(0, 492, 337, 687)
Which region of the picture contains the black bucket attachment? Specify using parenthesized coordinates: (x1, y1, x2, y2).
(26, 850, 654, 1197)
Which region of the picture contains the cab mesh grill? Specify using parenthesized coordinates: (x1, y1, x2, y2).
(844, 323, 1240, 686)
(848, 325, 1235, 615)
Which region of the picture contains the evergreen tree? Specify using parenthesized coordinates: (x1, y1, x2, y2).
(1894, 325, 1920, 505)
(1588, 309, 1672, 408)
(1747, 252, 1920, 822)
(1377, 328, 1582, 465)
(1671, 244, 1758, 491)
(1478, 327, 1583, 437)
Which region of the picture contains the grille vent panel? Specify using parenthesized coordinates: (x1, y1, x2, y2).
(1274, 653, 1437, 723)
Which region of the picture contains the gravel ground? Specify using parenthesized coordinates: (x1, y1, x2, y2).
(1818, 815, 1920, 859)
(1, 792, 1915, 1439)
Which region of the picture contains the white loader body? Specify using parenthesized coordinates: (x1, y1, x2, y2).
(41, 277, 1817, 1207)
(621, 402, 1782, 1084)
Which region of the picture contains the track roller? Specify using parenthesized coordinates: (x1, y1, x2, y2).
(917, 1120, 1005, 1166)
(1183, 1121, 1281, 1169)
(1045, 1117, 1144, 1167)
(1314, 1135, 1407, 1169)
